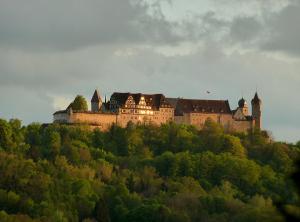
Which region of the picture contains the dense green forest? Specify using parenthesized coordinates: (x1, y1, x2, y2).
(0, 118, 299, 222)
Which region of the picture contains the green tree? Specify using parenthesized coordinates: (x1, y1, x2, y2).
(70, 95, 88, 111)
(0, 119, 13, 150)
(221, 135, 247, 158)
(126, 204, 172, 222)
(155, 151, 178, 177)
(200, 118, 224, 153)
(42, 128, 61, 159)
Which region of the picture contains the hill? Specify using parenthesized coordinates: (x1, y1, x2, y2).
(0, 118, 299, 221)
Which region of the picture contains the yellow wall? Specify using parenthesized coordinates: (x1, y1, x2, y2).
(54, 109, 253, 132)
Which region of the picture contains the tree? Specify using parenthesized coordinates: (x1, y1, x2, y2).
(221, 135, 247, 158)
(155, 151, 178, 177)
(0, 118, 298, 221)
(0, 119, 13, 150)
(295, 141, 300, 149)
(42, 127, 61, 159)
(126, 204, 172, 222)
(9, 119, 25, 149)
(200, 118, 224, 153)
(70, 95, 88, 111)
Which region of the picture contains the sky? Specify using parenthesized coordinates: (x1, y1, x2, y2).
(0, 0, 299, 143)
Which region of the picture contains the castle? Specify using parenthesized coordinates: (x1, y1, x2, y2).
(53, 90, 262, 132)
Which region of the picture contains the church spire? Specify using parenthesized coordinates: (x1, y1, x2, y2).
(91, 89, 102, 103)
(91, 89, 102, 112)
(251, 92, 261, 104)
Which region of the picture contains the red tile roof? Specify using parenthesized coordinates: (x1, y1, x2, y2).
(166, 98, 232, 115)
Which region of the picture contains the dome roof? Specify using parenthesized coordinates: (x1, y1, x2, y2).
(238, 98, 247, 108)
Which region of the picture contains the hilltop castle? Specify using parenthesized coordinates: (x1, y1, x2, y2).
(53, 90, 262, 132)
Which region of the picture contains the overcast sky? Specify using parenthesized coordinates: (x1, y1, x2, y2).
(0, 0, 299, 143)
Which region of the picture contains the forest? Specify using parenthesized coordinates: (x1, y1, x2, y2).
(0, 118, 299, 221)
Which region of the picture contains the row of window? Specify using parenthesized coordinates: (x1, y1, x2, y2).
(120, 115, 172, 121)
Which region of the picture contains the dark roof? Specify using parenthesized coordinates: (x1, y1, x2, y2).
(91, 90, 102, 102)
(110, 92, 172, 110)
(238, 98, 247, 108)
(166, 98, 232, 115)
(251, 92, 261, 104)
(110, 92, 131, 105)
(103, 101, 110, 110)
(53, 110, 68, 115)
(245, 116, 253, 121)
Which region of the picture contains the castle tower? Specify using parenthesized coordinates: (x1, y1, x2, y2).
(238, 97, 249, 116)
(91, 89, 102, 112)
(251, 92, 262, 129)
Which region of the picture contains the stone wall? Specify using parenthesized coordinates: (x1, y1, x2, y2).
(70, 112, 117, 130)
(54, 112, 117, 131)
(53, 109, 253, 133)
(229, 120, 254, 132)
(173, 112, 253, 132)
(174, 113, 232, 130)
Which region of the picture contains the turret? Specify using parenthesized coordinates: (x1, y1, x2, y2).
(251, 92, 262, 129)
(91, 89, 102, 112)
(238, 97, 249, 116)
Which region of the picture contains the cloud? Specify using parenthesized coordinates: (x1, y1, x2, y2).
(215, 0, 300, 56)
(48, 94, 73, 110)
(0, 0, 183, 51)
(229, 16, 262, 43)
(261, 1, 300, 56)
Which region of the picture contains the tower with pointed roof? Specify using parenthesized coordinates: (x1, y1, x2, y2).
(251, 92, 262, 129)
(91, 89, 102, 112)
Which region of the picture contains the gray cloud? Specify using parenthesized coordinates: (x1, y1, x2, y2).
(229, 16, 262, 42)
(261, 1, 300, 55)
(220, 0, 300, 56)
(0, 0, 182, 51)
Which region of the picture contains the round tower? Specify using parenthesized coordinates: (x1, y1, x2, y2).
(91, 89, 102, 112)
(251, 92, 262, 129)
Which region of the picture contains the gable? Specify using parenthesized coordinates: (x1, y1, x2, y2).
(233, 108, 247, 120)
(125, 96, 136, 107)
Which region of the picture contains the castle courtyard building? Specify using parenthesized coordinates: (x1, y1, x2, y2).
(53, 90, 262, 132)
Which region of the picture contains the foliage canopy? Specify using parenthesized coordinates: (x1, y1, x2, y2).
(70, 95, 88, 111)
(0, 118, 299, 221)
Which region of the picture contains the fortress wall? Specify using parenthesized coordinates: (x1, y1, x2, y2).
(230, 120, 253, 132)
(70, 112, 117, 130)
(117, 113, 148, 127)
(53, 109, 253, 133)
(174, 113, 252, 132)
(185, 113, 233, 130)
(174, 113, 190, 125)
